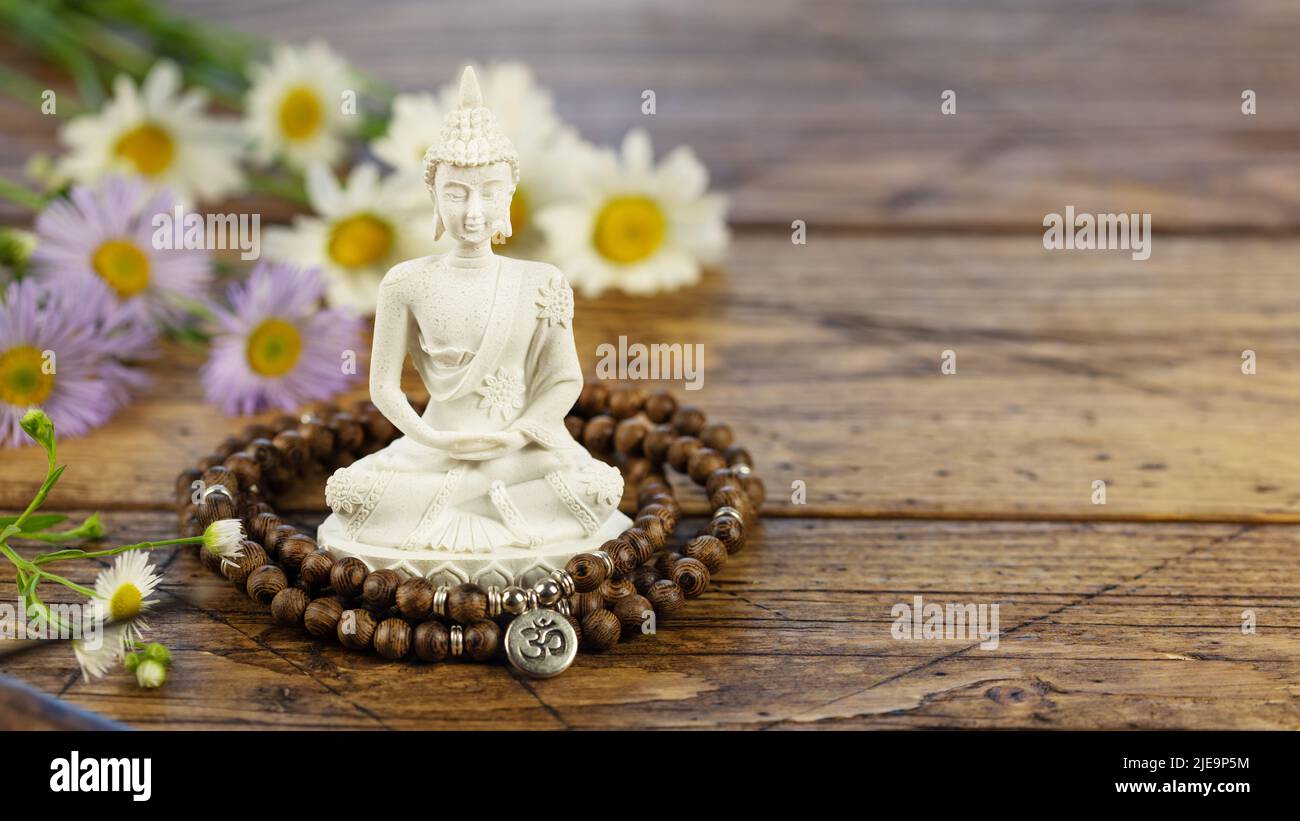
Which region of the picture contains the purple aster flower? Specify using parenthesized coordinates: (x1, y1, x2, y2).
(201, 262, 365, 415)
(29, 175, 211, 330)
(0, 280, 131, 447)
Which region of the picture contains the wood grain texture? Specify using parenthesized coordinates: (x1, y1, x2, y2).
(3, 0, 1300, 229)
(2, 512, 1298, 730)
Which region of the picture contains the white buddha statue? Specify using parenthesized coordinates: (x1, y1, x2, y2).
(318, 67, 631, 587)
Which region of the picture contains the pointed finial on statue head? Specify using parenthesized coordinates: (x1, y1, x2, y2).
(459, 65, 483, 109)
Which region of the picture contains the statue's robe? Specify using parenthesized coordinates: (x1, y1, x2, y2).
(324, 256, 624, 552)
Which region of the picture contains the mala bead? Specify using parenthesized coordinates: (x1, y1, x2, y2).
(395, 577, 435, 620)
(374, 617, 412, 660)
(629, 565, 661, 596)
(644, 391, 677, 424)
(298, 420, 335, 459)
(632, 515, 667, 551)
(604, 539, 640, 577)
(362, 568, 403, 612)
(174, 468, 201, 508)
(613, 594, 654, 635)
(684, 534, 728, 573)
(248, 511, 282, 549)
(564, 414, 585, 440)
(330, 412, 366, 452)
(739, 474, 766, 509)
(337, 608, 377, 650)
(304, 597, 345, 638)
(639, 501, 677, 533)
(246, 437, 281, 474)
(266, 523, 300, 558)
(710, 485, 754, 522)
(566, 551, 611, 593)
(620, 526, 656, 563)
(271, 587, 310, 625)
(564, 613, 584, 646)
(298, 550, 335, 591)
(642, 424, 676, 463)
(655, 551, 684, 577)
(600, 577, 636, 607)
(358, 403, 399, 444)
(671, 405, 707, 437)
(222, 540, 269, 588)
(623, 457, 653, 486)
(672, 557, 711, 598)
(574, 590, 606, 619)
(710, 512, 746, 554)
(723, 445, 753, 468)
(581, 414, 615, 454)
(413, 620, 451, 662)
(688, 447, 727, 485)
(463, 619, 500, 662)
(647, 579, 686, 617)
(667, 436, 700, 473)
(201, 465, 240, 496)
(270, 414, 299, 433)
(613, 417, 648, 456)
(607, 387, 645, 419)
(576, 382, 609, 416)
(330, 556, 369, 598)
(195, 452, 224, 471)
(247, 565, 288, 605)
(196, 491, 236, 528)
(447, 583, 489, 623)
(581, 609, 621, 652)
(276, 533, 317, 573)
(699, 422, 735, 451)
(705, 467, 736, 497)
(178, 505, 203, 538)
(271, 429, 309, 473)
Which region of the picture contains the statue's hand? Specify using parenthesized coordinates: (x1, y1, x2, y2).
(445, 429, 527, 461)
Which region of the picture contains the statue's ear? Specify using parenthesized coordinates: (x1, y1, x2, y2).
(433, 208, 445, 241)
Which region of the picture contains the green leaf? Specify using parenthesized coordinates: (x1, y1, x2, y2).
(0, 513, 68, 532)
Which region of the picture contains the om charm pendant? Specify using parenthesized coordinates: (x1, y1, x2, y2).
(503, 607, 577, 678)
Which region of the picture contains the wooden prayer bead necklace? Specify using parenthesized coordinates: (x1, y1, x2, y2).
(174, 382, 765, 678)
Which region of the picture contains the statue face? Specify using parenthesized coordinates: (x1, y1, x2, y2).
(434, 162, 514, 246)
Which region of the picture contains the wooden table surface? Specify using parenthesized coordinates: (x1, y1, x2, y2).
(3, 0, 1300, 729)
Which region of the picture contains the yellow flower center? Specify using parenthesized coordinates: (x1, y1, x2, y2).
(113, 123, 174, 177)
(593, 196, 666, 265)
(328, 213, 393, 269)
(278, 86, 324, 141)
(0, 345, 54, 406)
(92, 239, 151, 297)
(109, 583, 143, 622)
(246, 318, 303, 377)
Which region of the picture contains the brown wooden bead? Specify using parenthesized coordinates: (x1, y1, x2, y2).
(272, 429, 309, 473)
(613, 594, 654, 635)
(413, 620, 451, 662)
(647, 578, 686, 617)
(374, 617, 412, 660)
(337, 608, 377, 650)
(447, 583, 488, 623)
(723, 445, 753, 467)
(639, 501, 677, 533)
(711, 514, 746, 554)
(671, 405, 706, 436)
(575, 590, 606, 619)
(581, 609, 620, 652)
(246, 511, 281, 549)
(576, 382, 609, 416)
(642, 424, 676, 463)
(330, 412, 365, 451)
(688, 447, 727, 484)
(223, 540, 269, 588)
(247, 564, 288, 605)
(269, 414, 299, 434)
(196, 492, 236, 528)
(613, 417, 648, 455)
(710, 485, 753, 521)
(266, 523, 299, 557)
(175, 468, 201, 508)
(667, 435, 700, 473)
(304, 597, 344, 637)
(395, 577, 435, 620)
(463, 619, 500, 662)
(564, 414, 585, 441)
(276, 534, 317, 573)
(358, 403, 399, 444)
(644, 391, 677, 424)
(246, 437, 281, 474)
(620, 526, 656, 563)
(178, 505, 203, 538)
(705, 467, 735, 497)
(684, 534, 727, 573)
(198, 536, 224, 572)
(629, 565, 661, 596)
(607, 387, 645, 419)
(298, 421, 335, 459)
(330, 557, 369, 598)
(623, 457, 652, 485)
(271, 586, 310, 624)
(581, 414, 615, 454)
(362, 568, 402, 611)
(201, 465, 240, 496)
(699, 422, 734, 451)
(636, 476, 671, 504)
(605, 539, 639, 577)
(599, 576, 636, 607)
(244, 424, 276, 441)
(564, 613, 584, 646)
(298, 550, 335, 591)
(632, 515, 667, 551)
(566, 552, 609, 593)
(739, 474, 766, 509)
(655, 551, 684, 576)
(195, 452, 224, 471)
(672, 557, 711, 598)
(222, 451, 262, 494)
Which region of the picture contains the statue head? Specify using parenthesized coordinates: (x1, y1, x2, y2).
(422, 66, 520, 246)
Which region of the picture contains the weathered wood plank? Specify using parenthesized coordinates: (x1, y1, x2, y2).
(3, 513, 1298, 729)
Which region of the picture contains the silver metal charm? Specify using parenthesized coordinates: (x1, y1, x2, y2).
(503, 607, 577, 678)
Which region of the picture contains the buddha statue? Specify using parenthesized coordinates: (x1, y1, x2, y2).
(318, 67, 632, 588)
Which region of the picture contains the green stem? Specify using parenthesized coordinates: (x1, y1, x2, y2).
(33, 568, 96, 598)
(33, 536, 201, 566)
(0, 177, 48, 212)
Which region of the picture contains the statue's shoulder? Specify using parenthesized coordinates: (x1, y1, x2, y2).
(380, 255, 441, 291)
(505, 257, 569, 291)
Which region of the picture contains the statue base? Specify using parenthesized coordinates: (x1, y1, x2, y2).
(316, 511, 634, 589)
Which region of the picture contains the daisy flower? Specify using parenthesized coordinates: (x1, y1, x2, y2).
(73, 624, 128, 681)
(245, 40, 357, 170)
(0, 280, 133, 447)
(29, 176, 212, 329)
(536, 129, 729, 297)
(55, 61, 242, 204)
(202, 519, 247, 569)
(201, 261, 365, 415)
(92, 551, 163, 648)
(264, 163, 430, 313)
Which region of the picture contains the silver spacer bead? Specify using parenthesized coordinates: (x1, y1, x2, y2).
(486, 585, 503, 618)
(201, 484, 235, 502)
(554, 598, 572, 617)
(526, 589, 540, 611)
(432, 585, 449, 620)
(595, 550, 615, 578)
(450, 624, 464, 657)
(732, 464, 752, 477)
(549, 569, 576, 597)
(533, 578, 562, 607)
(715, 505, 744, 523)
(502, 585, 529, 616)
